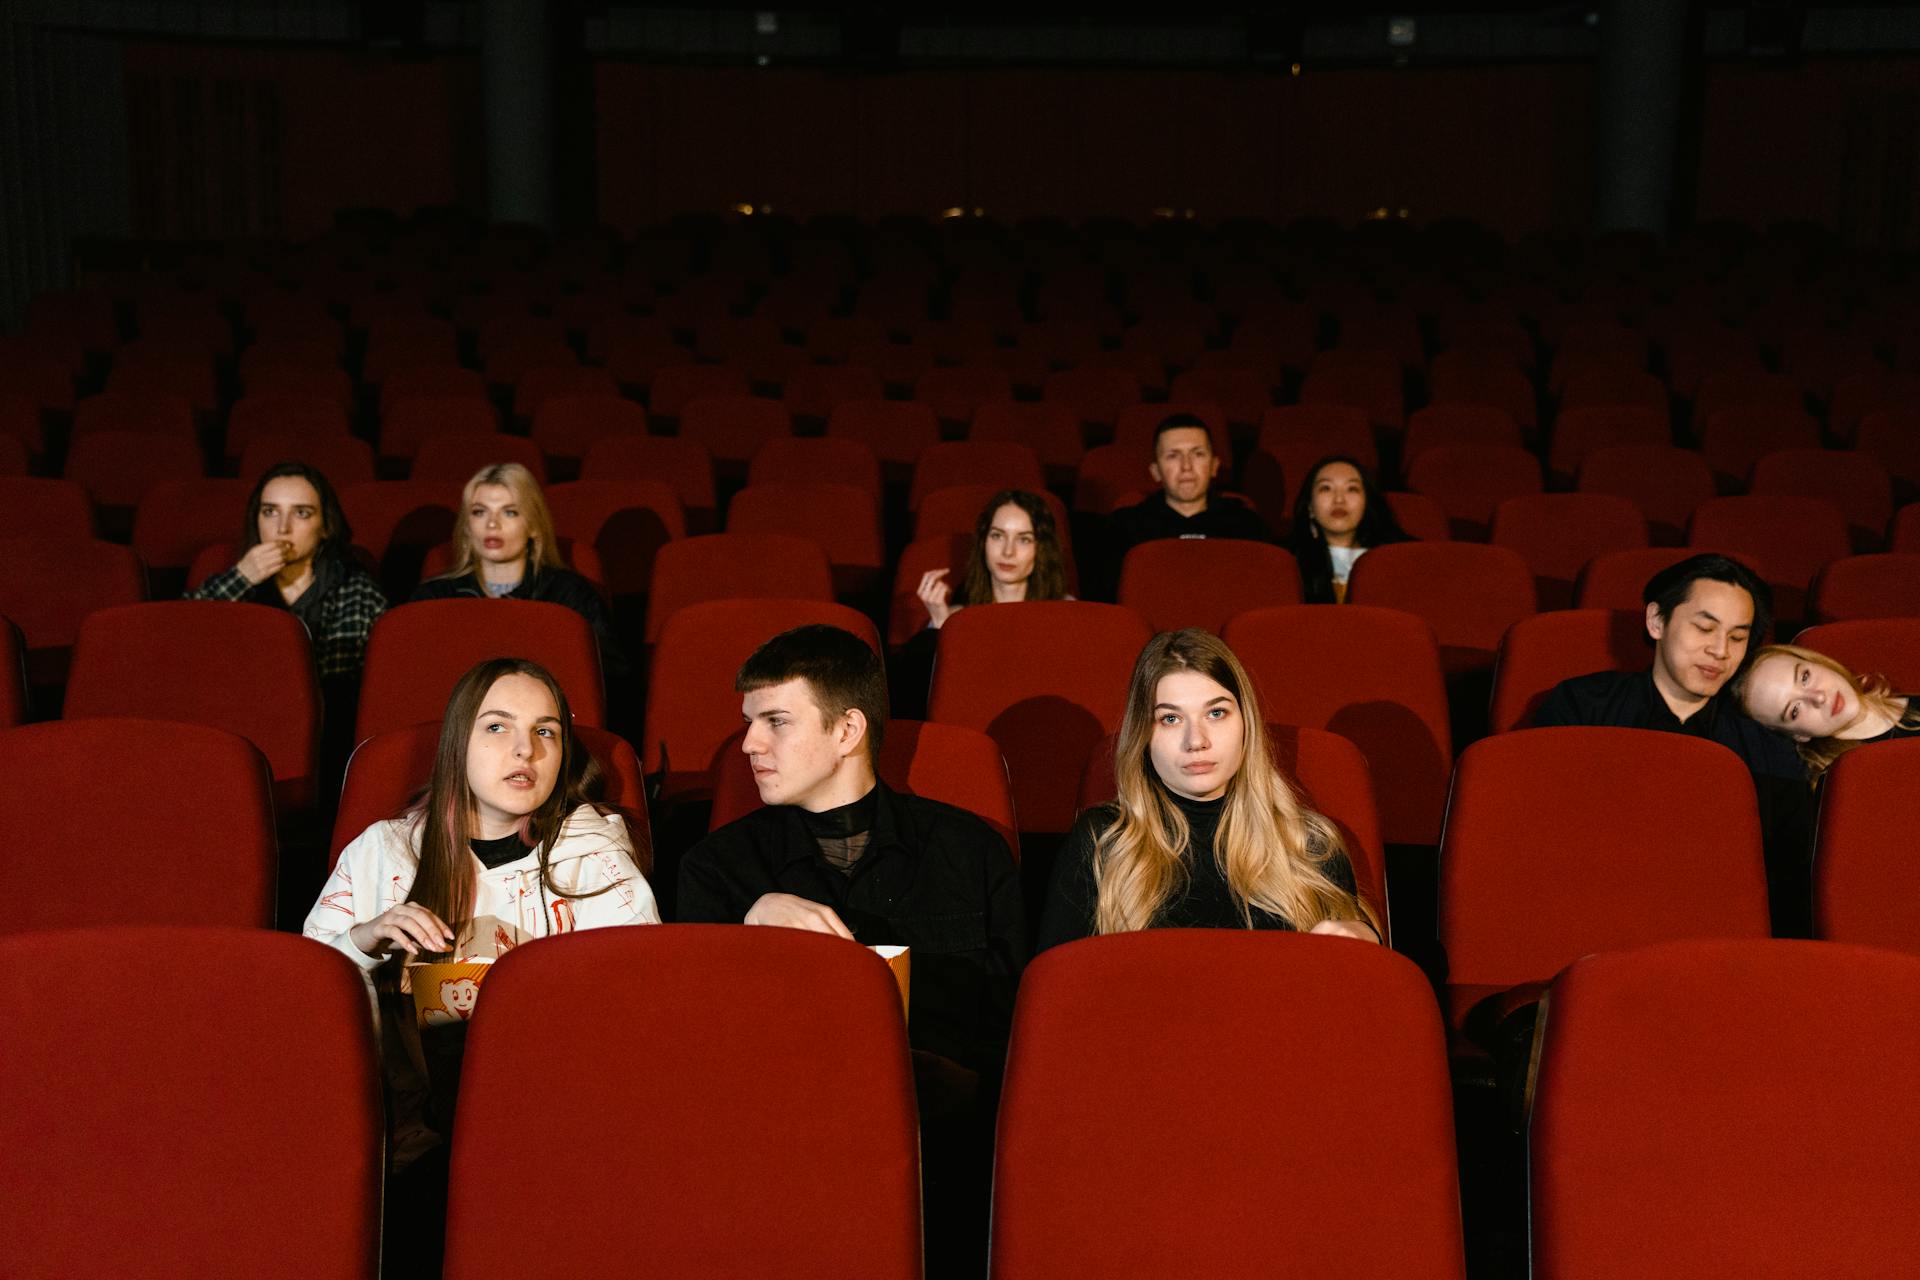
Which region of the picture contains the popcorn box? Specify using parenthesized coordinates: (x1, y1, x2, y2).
(406, 960, 493, 1029)
(871, 945, 910, 1020)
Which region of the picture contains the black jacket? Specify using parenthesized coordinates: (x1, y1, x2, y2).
(1110, 493, 1274, 559)
(1531, 669, 1805, 780)
(678, 781, 1026, 1074)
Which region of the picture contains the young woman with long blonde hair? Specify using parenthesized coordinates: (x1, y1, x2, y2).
(1735, 642, 1918, 781)
(1037, 629, 1380, 950)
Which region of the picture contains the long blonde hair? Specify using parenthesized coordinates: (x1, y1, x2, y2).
(1736, 642, 1919, 782)
(439, 462, 561, 588)
(1092, 629, 1379, 936)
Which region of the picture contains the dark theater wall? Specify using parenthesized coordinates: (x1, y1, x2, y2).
(112, 41, 1916, 248)
(593, 63, 1595, 236)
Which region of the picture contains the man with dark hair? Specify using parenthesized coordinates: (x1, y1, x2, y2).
(678, 623, 1025, 1278)
(1109, 413, 1272, 557)
(678, 623, 1025, 1069)
(1533, 553, 1798, 776)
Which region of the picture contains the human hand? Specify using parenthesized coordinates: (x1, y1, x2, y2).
(744, 893, 855, 939)
(236, 539, 292, 586)
(349, 904, 456, 958)
(1309, 917, 1380, 944)
(916, 568, 955, 628)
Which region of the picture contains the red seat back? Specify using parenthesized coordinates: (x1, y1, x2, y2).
(1490, 492, 1648, 610)
(1814, 738, 1920, 954)
(993, 932, 1464, 1280)
(1791, 617, 1920, 692)
(1488, 609, 1650, 733)
(1347, 541, 1537, 665)
(1809, 553, 1920, 624)
(1406, 444, 1543, 537)
(1576, 444, 1715, 543)
(0, 926, 380, 1278)
(927, 601, 1153, 834)
(410, 432, 546, 484)
(643, 533, 834, 643)
(0, 537, 145, 685)
(1116, 538, 1303, 635)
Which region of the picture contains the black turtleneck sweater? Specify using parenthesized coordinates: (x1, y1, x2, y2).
(1036, 787, 1359, 952)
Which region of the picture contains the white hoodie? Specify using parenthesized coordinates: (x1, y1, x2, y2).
(303, 804, 658, 1165)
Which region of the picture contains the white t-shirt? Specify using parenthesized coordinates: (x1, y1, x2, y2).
(1328, 544, 1366, 585)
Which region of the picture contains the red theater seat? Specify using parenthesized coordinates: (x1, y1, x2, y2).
(0, 621, 19, 728)
(1809, 553, 1920, 624)
(1072, 444, 1158, 515)
(1690, 495, 1851, 623)
(910, 441, 1045, 509)
(380, 395, 499, 462)
(532, 395, 649, 463)
(726, 482, 884, 595)
(1438, 729, 1769, 1031)
(73, 390, 195, 439)
(1814, 738, 1920, 954)
(0, 536, 145, 686)
(1750, 448, 1894, 549)
(1490, 493, 1648, 610)
(0, 927, 380, 1278)
(1224, 606, 1452, 847)
(1546, 403, 1670, 485)
(1487, 609, 1649, 733)
(410, 432, 547, 484)
(1116, 538, 1303, 635)
(0, 476, 92, 539)
(1790, 618, 1920, 692)
(992, 933, 1464, 1280)
(545, 479, 684, 597)
(928, 602, 1153, 835)
(1530, 939, 1920, 1279)
(1402, 405, 1525, 470)
(1698, 406, 1822, 489)
(643, 533, 834, 644)
(65, 601, 320, 812)
(131, 478, 252, 574)
(677, 394, 792, 467)
(648, 364, 751, 419)
(581, 434, 716, 527)
(1577, 444, 1718, 544)
(750, 436, 882, 498)
(237, 433, 377, 488)
(917, 368, 1015, 427)
(1347, 541, 1537, 676)
(443, 927, 920, 1280)
(1573, 546, 1764, 611)
(1042, 366, 1143, 429)
(356, 599, 605, 741)
(0, 719, 274, 931)
(1406, 445, 1542, 539)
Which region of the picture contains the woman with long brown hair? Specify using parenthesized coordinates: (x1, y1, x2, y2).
(1735, 642, 1919, 781)
(304, 657, 656, 1158)
(1037, 629, 1379, 950)
(914, 488, 1072, 630)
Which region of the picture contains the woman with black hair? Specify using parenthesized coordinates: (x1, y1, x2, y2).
(1285, 455, 1410, 604)
(185, 460, 387, 681)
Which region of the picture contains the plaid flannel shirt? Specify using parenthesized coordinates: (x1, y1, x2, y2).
(186, 562, 387, 679)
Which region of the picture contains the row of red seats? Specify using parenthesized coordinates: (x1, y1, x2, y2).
(6, 923, 1918, 1277)
(7, 587, 1915, 854)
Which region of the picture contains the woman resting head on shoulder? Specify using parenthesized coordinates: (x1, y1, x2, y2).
(306, 655, 658, 968)
(1734, 643, 1919, 780)
(916, 489, 1071, 629)
(1285, 454, 1409, 604)
(185, 461, 386, 680)
(1038, 628, 1380, 950)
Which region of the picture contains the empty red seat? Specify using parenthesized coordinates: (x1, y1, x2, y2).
(380, 395, 499, 462)
(1574, 546, 1763, 610)
(0, 535, 142, 689)
(237, 433, 376, 488)
(1168, 367, 1276, 427)
(377, 363, 483, 408)
(0, 476, 92, 539)
(356, 599, 605, 741)
(927, 602, 1153, 835)
(909, 441, 1044, 509)
(0, 392, 42, 456)
(1490, 493, 1648, 610)
(1814, 738, 1920, 953)
(65, 601, 320, 811)
(1530, 939, 1920, 1278)
(0, 926, 380, 1276)
(992, 932, 1464, 1280)
(0, 719, 274, 930)
(1546, 404, 1670, 485)
(1072, 443, 1159, 515)
(1577, 444, 1717, 543)
(726, 482, 883, 595)
(1809, 553, 1920, 624)
(1691, 368, 1806, 434)
(747, 436, 881, 498)
(649, 363, 751, 418)
(1488, 609, 1650, 732)
(108, 353, 218, 414)
(0, 622, 19, 727)
(1406, 444, 1542, 538)
(244, 361, 353, 409)
(545, 478, 684, 597)
(916, 367, 1014, 426)
(1427, 359, 1537, 432)
(887, 533, 972, 646)
(1348, 541, 1537, 676)
(1896, 503, 1920, 552)
(483, 337, 578, 389)
(443, 927, 919, 1280)
(1042, 367, 1143, 429)
(709, 718, 1018, 857)
(1698, 406, 1822, 488)
(1224, 606, 1452, 846)
(1690, 495, 1851, 622)
(131, 478, 252, 574)
(1855, 410, 1920, 500)
(826, 399, 940, 471)
(410, 432, 546, 484)
(532, 395, 649, 462)
(1117, 539, 1303, 635)
(332, 719, 649, 871)
(1750, 448, 1894, 549)
(1790, 618, 1920, 693)
(226, 393, 352, 460)
(643, 598, 880, 802)
(511, 365, 619, 420)
(73, 390, 194, 439)
(783, 364, 884, 422)
(677, 394, 792, 467)
(62, 430, 204, 511)
(643, 533, 834, 643)
(1438, 728, 1769, 1030)
(1300, 359, 1405, 433)
(1111, 402, 1229, 458)
(580, 434, 716, 526)
(1402, 405, 1525, 469)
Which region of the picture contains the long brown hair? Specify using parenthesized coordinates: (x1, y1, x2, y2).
(436, 462, 561, 588)
(1092, 629, 1379, 936)
(404, 657, 610, 949)
(1735, 642, 1920, 782)
(958, 489, 1070, 607)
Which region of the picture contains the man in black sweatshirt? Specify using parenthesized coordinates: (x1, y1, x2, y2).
(1105, 413, 1272, 591)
